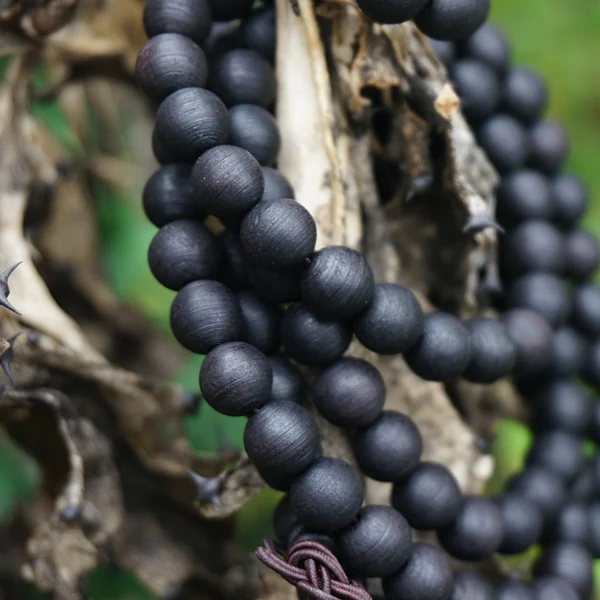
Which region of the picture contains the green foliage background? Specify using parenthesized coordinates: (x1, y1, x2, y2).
(1, 1, 600, 597)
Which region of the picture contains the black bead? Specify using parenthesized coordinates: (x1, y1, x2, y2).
(391, 462, 463, 530)
(268, 356, 305, 404)
(136, 34, 208, 103)
(199, 342, 271, 416)
(463, 318, 517, 383)
(209, 49, 275, 108)
(192, 145, 264, 220)
(533, 543, 594, 600)
(202, 21, 241, 63)
(528, 119, 569, 175)
(155, 88, 229, 163)
(544, 327, 587, 381)
(458, 24, 510, 74)
(170, 280, 242, 354)
(228, 104, 280, 166)
(143, 164, 205, 227)
(353, 411, 422, 482)
(451, 572, 494, 600)
(241, 6, 276, 62)
(237, 290, 281, 354)
(273, 495, 299, 545)
(353, 284, 424, 355)
(281, 303, 352, 367)
(143, 0, 212, 45)
(248, 264, 301, 303)
(543, 503, 590, 547)
(569, 463, 596, 504)
(152, 127, 170, 165)
(355, 0, 426, 24)
(382, 542, 453, 600)
(497, 170, 553, 228)
(502, 309, 554, 379)
(289, 458, 364, 532)
(241, 198, 317, 269)
(287, 527, 335, 551)
(244, 400, 321, 491)
(552, 173, 588, 228)
(261, 167, 295, 201)
(427, 38, 456, 69)
(477, 114, 528, 174)
(565, 230, 599, 282)
(438, 496, 503, 561)
(148, 220, 221, 290)
(414, 0, 490, 41)
(589, 503, 600, 557)
(572, 284, 600, 338)
(495, 581, 534, 600)
(405, 312, 471, 381)
(502, 220, 565, 280)
(530, 577, 578, 600)
(217, 229, 250, 291)
(451, 59, 500, 123)
(582, 339, 600, 388)
(494, 493, 543, 555)
(527, 431, 584, 483)
(336, 505, 412, 578)
(501, 67, 548, 125)
(506, 273, 571, 328)
(506, 467, 566, 523)
(532, 380, 591, 436)
(208, 0, 253, 21)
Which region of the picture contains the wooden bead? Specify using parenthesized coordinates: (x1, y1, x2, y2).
(552, 174, 588, 228)
(495, 581, 534, 600)
(414, 0, 490, 41)
(262, 167, 295, 201)
(301, 246, 375, 320)
(244, 400, 322, 491)
(143, 0, 212, 44)
(237, 290, 281, 354)
(532, 380, 591, 436)
(155, 88, 229, 163)
(336, 506, 412, 578)
(451, 572, 494, 600)
(202, 21, 241, 63)
(148, 220, 220, 290)
(209, 49, 275, 108)
(281, 303, 351, 367)
(572, 283, 600, 338)
(477, 114, 528, 174)
(136, 34, 208, 102)
(208, 0, 253, 21)
(268, 356, 305, 404)
(228, 104, 280, 166)
(528, 119, 569, 175)
(526, 431, 584, 483)
(543, 503, 590, 547)
(531, 577, 578, 600)
(501, 67, 547, 125)
(353, 284, 424, 355)
(544, 327, 587, 381)
(170, 280, 242, 354)
(506, 467, 566, 522)
(143, 164, 205, 227)
(313, 358, 385, 428)
(241, 199, 317, 269)
(289, 458, 364, 532)
(497, 169, 553, 228)
(241, 5, 276, 62)
(494, 493, 543, 554)
(459, 24, 510, 75)
(564, 230, 599, 282)
(452, 59, 500, 123)
(353, 411, 422, 482)
(217, 229, 250, 291)
(192, 145, 264, 219)
(199, 342, 271, 416)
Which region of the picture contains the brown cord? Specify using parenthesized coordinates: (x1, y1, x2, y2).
(255, 538, 373, 600)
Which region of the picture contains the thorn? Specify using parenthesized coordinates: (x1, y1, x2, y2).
(462, 214, 505, 235)
(406, 173, 434, 203)
(0, 333, 21, 386)
(0, 262, 22, 315)
(181, 390, 202, 415)
(188, 469, 223, 508)
(59, 504, 82, 523)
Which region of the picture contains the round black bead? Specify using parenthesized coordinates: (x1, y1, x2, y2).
(355, 0, 426, 24)
(170, 280, 242, 354)
(494, 493, 543, 555)
(143, 0, 212, 45)
(273, 495, 299, 545)
(136, 34, 208, 103)
(565, 230, 599, 282)
(244, 400, 321, 491)
(533, 543, 594, 600)
(438, 496, 503, 561)
(502, 309, 554, 379)
(268, 356, 305, 404)
(336, 505, 412, 578)
(199, 342, 271, 416)
(152, 127, 170, 165)
(241, 5, 276, 62)
(543, 503, 590, 547)
(289, 458, 364, 532)
(202, 21, 241, 63)
(391, 462, 463, 530)
(313, 358, 385, 428)
(281, 303, 352, 367)
(532, 380, 591, 436)
(301, 246, 375, 320)
(228, 104, 280, 166)
(192, 145, 264, 220)
(463, 318, 517, 383)
(241, 198, 317, 269)
(353, 411, 422, 482)
(353, 284, 424, 355)
(501, 67, 548, 125)
(217, 229, 250, 291)
(208, 0, 253, 21)
(148, 220, 220, 291)
(528, 119, 569, 175)
(451, 59, 500, 123)
(527, 431, 585, 483)
(589, 503, 600, 557)
(248, 264, 301, 303)
(155, 88, 229, 163)
(552, 173, 588, 228)
(414, 0, 490, 41)
(143, 164, 204, 227)
(582, 339, 600, 388)
(570, 463, 596, 504)
(497, 170, 553, 228)
(572, 284, 600, 338)
(451, 572, 494, 600)
(405, 312, 472, 381)
(477, 114, 528, 174)
(382, 542, 453, 600)
(458, 24, 510, 74)
(495, 581, 534, 600)
(237, 290, 281, 354)
(544, 327, 587, 380)
(262, 167, 295, 201)
(428, 38, 456, 69)
(209, 49, 275, 108)
(530, 577, 578, 600)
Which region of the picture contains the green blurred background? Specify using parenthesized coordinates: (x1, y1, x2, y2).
(2, 0, 600, 597)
